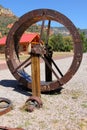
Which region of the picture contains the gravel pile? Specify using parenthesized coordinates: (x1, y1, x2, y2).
(0, 53, 87, 130)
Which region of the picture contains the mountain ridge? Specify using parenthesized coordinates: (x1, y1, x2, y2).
(0, 5, 15, 16)
(0, 5, 87, 37)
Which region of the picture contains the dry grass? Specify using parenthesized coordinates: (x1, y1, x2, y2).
(0, 53, 5, 60)
(53, 51, 73, 58)
(0, 52, 73, 61)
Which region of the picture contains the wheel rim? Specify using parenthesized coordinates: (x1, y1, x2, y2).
(5, 9, 83, 92)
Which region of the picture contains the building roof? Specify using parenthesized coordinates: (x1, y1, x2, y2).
(20, 33, 39, 44)
(0, 33, 40, 46)
(0, 36, 6, 45)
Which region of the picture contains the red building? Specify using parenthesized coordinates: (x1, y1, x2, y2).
(0, 33, 40, 53)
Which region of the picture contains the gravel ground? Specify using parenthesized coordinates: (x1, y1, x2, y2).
(0, 53, 87, 130)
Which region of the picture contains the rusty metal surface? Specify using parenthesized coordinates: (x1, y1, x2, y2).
(31, 44, 46, 55)
(0, 126, 24, 130)
(24, 96, 43, 112)
(0, 97, 12, 116)
(5, 9, 83, 92)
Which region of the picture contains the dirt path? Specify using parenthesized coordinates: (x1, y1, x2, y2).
(0, 52, 73, 70)
(0, 53, 87, 130)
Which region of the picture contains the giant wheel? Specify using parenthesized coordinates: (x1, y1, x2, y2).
(5, 9, 83, 92)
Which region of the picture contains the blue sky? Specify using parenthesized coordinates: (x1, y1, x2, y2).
(0, 0, 87, 29)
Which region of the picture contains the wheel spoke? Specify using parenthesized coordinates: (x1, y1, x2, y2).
(39, 20, 45, 43)
(50, 58, 63, 77)
(46, 20, 51, 44)
(41, 55, 60, 81)
(13, 56, 31, 74)
(44, 20, 52, 81)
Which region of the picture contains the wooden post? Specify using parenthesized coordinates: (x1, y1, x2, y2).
(31, 54, 41, 97)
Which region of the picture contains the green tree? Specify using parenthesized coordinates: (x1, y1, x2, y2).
(63, 36, 73, 51)
(80, 31, 87, 52)
(49, 33, 65, 51)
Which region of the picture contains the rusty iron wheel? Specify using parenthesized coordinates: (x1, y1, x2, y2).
(5, 9, 83, 92)
(0, 97, 13, 116)
(0, 126, 24, 130)
(25, 96, 43, 112)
